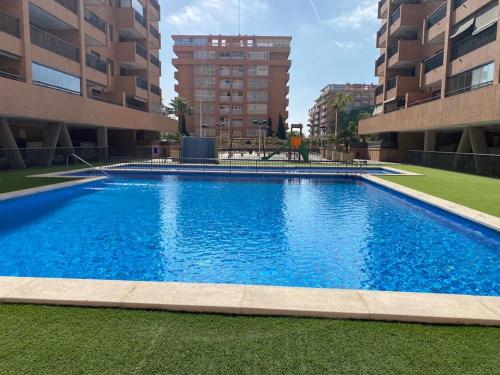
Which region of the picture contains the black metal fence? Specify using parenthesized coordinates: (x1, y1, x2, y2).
(0, 9, 20, 37)
(30, 25, 80, 62)
(403, 150, 500, 178)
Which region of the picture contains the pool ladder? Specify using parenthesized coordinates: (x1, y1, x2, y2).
(66, 153, 112, 178)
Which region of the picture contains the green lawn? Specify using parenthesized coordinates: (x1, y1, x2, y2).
(382, 165, 500, 217)
(0, 304, 498, 375)
(0, 166, 84, 194)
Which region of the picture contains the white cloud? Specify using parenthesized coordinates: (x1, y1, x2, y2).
(167, 0, 269, 31)
(332, 40, 361, 49)
(329, 0, 378, 28)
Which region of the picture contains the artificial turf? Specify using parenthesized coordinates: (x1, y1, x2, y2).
(381, 165, 500, 217)
(0, 304, 499, 375)
(0, 166, 81, 194)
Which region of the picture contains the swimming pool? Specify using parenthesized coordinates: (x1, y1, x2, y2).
(0, 174, 498, 296)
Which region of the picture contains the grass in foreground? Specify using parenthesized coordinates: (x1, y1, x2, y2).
(0, 304, 499, 375)
(381, 165, 500, 217)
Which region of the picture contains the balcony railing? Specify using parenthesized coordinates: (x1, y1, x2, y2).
(0, 70, 25, 82)
(149, 24, 160, 41)
(136, 76, 148, 90)
(454, 0, 468, 9)
(55, 0, 78, 14)
(375, 53, 386, 68)
(150, 54, 160, 68)
(0, 10, 20, 38)
(386, 77, 397, 91)
(150, 83, 161, 96)
(30, 25, 80, 62)
(150, 0, 160, 12)
(86, 53, 107, 73)
(445, 81, 493, 97)
(390, 7, 401, 24)
(136, 43, 147, 59)
(377, 23, 387, 37)
(375, 84, 384, 96)
(85, 9, 106, 32)
(450, 22, 497, 61)
(424, 50, 444, 73)
(387, 41, 399, 58)
(427, 3, 447, 29)
(134, 11, 146, 27)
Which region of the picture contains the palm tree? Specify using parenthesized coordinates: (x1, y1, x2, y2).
(329, 93, 352, 138)
(166, 97, 193, 136)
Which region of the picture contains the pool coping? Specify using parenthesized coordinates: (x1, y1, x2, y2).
(0, 277, 499, 326)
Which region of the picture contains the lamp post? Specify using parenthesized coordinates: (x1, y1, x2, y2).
(252, 120, 268, 157)
(199, 100, 204, 137)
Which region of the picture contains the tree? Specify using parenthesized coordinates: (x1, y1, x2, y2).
(267, 117, 273, 137)
(276, 114, 286, 140)
(166, 97, 193, 136)
(329, 93, 352, 137)
(338, 111, 371, 152)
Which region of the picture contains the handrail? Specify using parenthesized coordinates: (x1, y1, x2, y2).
(66, 153, 112, 177)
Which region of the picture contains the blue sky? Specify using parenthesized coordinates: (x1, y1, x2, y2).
(159, 0, 380, 126)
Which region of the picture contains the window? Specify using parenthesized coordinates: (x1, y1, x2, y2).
(194, 50, 215, 59)
(247, 51, 269, 60)
(231, 52, 244, 59)
(219, 52, 231, 59)
(194, 89, 215, 101)
(446, 62, 494, 96)
(248, 65, 268, 76)
(194, 76, 215, 88)
(232, 79, 243, 89)
(32, 62, 81, 95)
(194, 64, 215, 75)
(247, 91, 268, 102)
(247, 103, 268, 114)
(220, 79, 231, 89)
(174, 37, 208, 46)
(248, 78, 268, 89)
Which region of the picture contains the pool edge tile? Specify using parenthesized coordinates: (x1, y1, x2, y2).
(0, 277, 35, 301)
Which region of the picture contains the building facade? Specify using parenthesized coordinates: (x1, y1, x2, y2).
(172, 34, 291, 138)
(0, 0, 175, 168)
(308, 83, 376, 137)
(359, 0, 500, 154)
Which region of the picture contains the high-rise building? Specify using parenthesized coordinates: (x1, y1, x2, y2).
(308, 83, 376, 137)
(0, 0, 175, 167)
(172, 34, 291, 138)
(359, 0, 500, 154)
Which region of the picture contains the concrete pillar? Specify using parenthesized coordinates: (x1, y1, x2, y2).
(0, 117, 25, 168)
(424, 130, 437, 151)
(468, 127, 488, 154)
(97, 127, 108, 161)
(40, 122, 62, 166)
(58, 124, 74, 162)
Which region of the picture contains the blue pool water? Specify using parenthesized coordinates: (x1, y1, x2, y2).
(0, 174, 498, 296)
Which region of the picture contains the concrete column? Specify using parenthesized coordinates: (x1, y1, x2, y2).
(0, 117, 25, 168)
(468, 127, 488, 154)
(456, 128, 472, 153)
(58, 124, 74, 163)
(97, 127, 109, 161)
(40, 122, 62, 166)
(424, 130, 437, 151)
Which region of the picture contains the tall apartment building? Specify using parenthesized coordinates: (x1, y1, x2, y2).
(172, 35, 291, 138)
(0, 0, 175, 167)
(308, 83, 376, 137)
(359, 0, 500, 154)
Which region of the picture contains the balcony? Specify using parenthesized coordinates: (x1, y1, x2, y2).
(85, 9, 106, 33)
(116, 7, 147, 39)
(423, 50, 444, 85)
(149, 24, 161, 48)
(450, 22, 497, 61)
(385, 75, 419, 100)
(117, 42, 148, 69)
(387, 40, 421, 69)
(30, 25, 80, 62)
(150, 83, 161, 97)
(427, 3, 447, 42)
(376, 23, 387, 48)
(378, 0, 389, 18)
(375, 53, 386, 76)
(375, 84, 384, 105)
(86, 53, 107, 73)
(389, 3, 422, 38)
(115, 75, 148, 99)
(55, 0, 78, 14)
(0, 10, 20, 38)
(149, 0, 160, 21)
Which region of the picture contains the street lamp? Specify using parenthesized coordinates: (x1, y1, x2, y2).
(252, 120, 268, 157)
(199, 100, 205, 137)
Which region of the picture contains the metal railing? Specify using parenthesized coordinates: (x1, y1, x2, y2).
(375, 53, 386, 68)
(445, 80, 493, 97)
(427, 3, 447, 28)
(149, 24, 160, 41)
(90, 93, 123, 106)
(377, 23, 387, 37)
(150, 0, 160, 12)
(388, 41, 399, 58)
(386, 76, 397, 91)
(150, 83, 161, 96)
(150, 54, 161, 68)
(406, 95, 441, 108)
(390, 6, 401, 24)
(403, 150, 500, 178)
(0, 70, 25, 82)
(135, 43, 147, 59)
(66, 153, 111, 177)
(86, 53, 107, 73)
(136, 76, 148, 90)
(0, 10, 20, 37)
(30, 25, 80, 62)
(134, 10, 146, 27)
(454, 0, 468, 9)
(375, 84, 384, 96)
(450, 22, 497, 61)
(85, 9, 106, 32)
(55, 0, 78, 14)
(33, 80, 81, 95)
(424, 50, 444, 73)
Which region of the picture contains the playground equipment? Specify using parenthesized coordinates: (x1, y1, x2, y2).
(262, 124, 309, 161)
